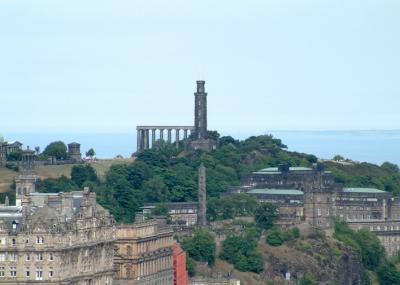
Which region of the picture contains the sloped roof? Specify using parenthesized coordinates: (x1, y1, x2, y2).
(248, 189, 304, 195)
(343, 188, 387, 194)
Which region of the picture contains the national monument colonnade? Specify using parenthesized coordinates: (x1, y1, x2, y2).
(136, 126, 194, 151)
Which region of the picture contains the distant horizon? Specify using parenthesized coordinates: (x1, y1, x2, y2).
(2, 130, 399, 165)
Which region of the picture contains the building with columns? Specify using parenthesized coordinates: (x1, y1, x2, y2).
(136, 126, 194, 152)
(136, 81, 217, 153)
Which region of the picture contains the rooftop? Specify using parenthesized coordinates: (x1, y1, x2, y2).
(343, 188, 387, 194)
(248, 189, 304, 195)
(258, 167, 313, 173)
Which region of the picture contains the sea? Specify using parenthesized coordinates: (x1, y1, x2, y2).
(2, 130, 400, 166)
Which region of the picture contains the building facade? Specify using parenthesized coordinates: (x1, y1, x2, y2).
(0, 188, 115, 284)
(114, 219, 174, 285)
(173, 243, 188, 285)
(142, 203, 199, 227)
(231, 165, 400, 256)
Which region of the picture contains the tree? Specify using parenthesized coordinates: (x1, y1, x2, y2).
(182, 230, 216, 265)
(266, 230, 284, 246)
(299, 273, 317, 285)
(43, 141, 67, 160)
(354, 228, 385, 270)
(220, 234, 264, 273)
(71, 164, 98, 188)
(206, 130, 220, 141)
(254, 203, 278, 230)
(381, 162, 399, 174)
(333, 155, 344, 161)
(6, 149, 22, 161)
(86, 148, 96, 158)
(34, 146, 40, 155)
(152, 203, 170, 217)
(377, 262, 400, 285)
(143, 176, 169, 203)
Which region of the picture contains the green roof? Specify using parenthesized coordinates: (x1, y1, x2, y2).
(258, 167, 312, 172)
(248, 189, 304, 195)
(343, 188, 387, 194)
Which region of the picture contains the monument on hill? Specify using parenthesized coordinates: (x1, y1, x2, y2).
(186, 81, 218, 151)
(136, 80, 217, 153)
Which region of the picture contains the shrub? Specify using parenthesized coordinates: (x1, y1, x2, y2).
(267, 231, 284, 246)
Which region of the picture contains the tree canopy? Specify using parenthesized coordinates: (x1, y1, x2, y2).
(43, 141, 68, 160)
(182, 230, 216, 265)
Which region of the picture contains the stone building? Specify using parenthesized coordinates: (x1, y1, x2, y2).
(114, 219, 174, 285)
(0, 187, 115, 284)
(68, 142, 82, 162)
(4, 141, 23, 156)
(231, 165, 400, 255)
(142, 203, 199, 226)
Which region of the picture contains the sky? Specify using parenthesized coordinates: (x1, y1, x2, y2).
(1, 0, 399, 134)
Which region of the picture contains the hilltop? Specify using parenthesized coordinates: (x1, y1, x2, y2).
(0, 158, 132, 193)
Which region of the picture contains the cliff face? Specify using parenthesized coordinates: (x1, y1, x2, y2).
(259, 228, 366, 284)
(200, 225, 368, 285)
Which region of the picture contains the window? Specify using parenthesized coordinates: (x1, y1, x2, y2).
(317, 208, 322, 217)
(49, 269, 53, 278)
(26, 253, 30, 261)
(0, 238, 5, 245)
(36, 253, 43, 261)
(0, 267, 4, 277)
(12, 239, 16, 246)
(0, 253, 5, 261)
(36, 269, 43, 281)
(10, 267, 16, 277)
(9, 253, 17, 261)
(36, 236, 44, 244)
(26, 270, 30, 278)
(49, 253, 53, 261)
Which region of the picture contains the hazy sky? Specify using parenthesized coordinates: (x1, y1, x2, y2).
(1, 0, 399, 134)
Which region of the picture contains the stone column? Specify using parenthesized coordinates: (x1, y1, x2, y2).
(160, 129, 164, 141)
(175, 129, 180, 148)
(144, 129, 149, 149)
(152, 129, 156, 146)
(140, 130, 145, 151)
(167, 129, 172, 144)
(137, 129, 141, 152)
(184, 129, 188, 139)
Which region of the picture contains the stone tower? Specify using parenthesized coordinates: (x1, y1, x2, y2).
(15, 149, 38, 207)
(194, 80, 208, 140)
(198, 163, 207, 227)
(68, 142, 82, 162)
